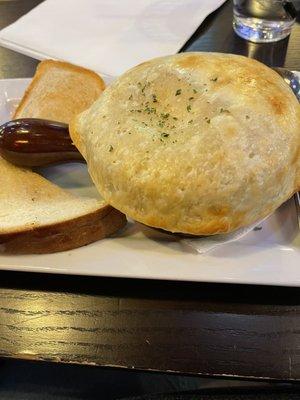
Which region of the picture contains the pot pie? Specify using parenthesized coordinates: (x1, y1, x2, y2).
(70, 52, 300, 235)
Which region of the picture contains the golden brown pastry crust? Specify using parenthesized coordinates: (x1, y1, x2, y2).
(70, 53, 300, 235)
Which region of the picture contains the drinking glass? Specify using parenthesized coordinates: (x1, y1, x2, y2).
(233, 0, 297, 43)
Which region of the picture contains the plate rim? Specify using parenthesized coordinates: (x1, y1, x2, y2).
(0, 77, 299, 287)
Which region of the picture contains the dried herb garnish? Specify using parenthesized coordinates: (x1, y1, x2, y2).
(109, 145, 114, 152)
(187, 105, 191, 112)
(175, 89, 182, 96)
(152, 94, 158, 103)
(210, 77, 218, 82)
(145, 107, 156, 114)
(128, 94, 133, 100)
(220, 108, 230, 114)
(137, 81, 150, 94)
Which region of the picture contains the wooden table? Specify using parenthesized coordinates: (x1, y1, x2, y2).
(1, 0, 300, 382)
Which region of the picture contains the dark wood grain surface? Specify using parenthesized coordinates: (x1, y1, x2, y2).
(0, 0, 300, 381)
(1, 273, 300, 381)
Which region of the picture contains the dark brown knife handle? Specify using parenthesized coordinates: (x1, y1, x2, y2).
(0, 118, 85, 167)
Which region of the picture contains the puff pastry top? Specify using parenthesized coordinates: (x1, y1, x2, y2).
(71, 53, 300, 235)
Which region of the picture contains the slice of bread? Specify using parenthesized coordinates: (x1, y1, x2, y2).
(1, 60, 126, 254)
(0, 158, 125, 253)
(14, 60, 105, 123)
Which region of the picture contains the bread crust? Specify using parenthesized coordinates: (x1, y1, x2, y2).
(0, 206, 126, 254)
(14, 59, 105, 122)
(71, 52, 300, 235)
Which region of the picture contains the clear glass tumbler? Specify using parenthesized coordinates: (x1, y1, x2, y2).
(233, 0, 297, 43)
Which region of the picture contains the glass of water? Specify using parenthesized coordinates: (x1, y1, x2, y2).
(233, 0, 297, 43)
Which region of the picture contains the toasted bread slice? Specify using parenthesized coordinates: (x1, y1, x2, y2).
(14, 60, 105, 123)
(0, 158, 126, 253)
(0, 60, 126, 254)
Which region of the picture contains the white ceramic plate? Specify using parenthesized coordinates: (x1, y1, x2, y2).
(0, 78, 299, 286)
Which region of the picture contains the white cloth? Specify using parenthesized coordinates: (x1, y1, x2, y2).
(182, 218, 267, 254)
(0, 0, 226, 77)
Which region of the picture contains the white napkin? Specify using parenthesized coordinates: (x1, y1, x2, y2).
(0, 0, 226, 77)
(181, 218, 267, 254)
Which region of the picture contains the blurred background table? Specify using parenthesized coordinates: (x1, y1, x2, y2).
(0, 0, 300, 382)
